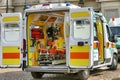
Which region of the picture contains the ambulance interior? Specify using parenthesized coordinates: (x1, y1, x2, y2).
(27, 11, 68, 66)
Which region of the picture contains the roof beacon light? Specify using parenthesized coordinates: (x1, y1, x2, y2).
(25, 5, 30, 9)
(66, 2, 70, 6)
(42, 3, 51, 9)
(112, 18, 115, 21)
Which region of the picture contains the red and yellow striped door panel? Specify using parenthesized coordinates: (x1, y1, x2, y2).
(2, 46, 20, 65)
(70, 45, 90, 66)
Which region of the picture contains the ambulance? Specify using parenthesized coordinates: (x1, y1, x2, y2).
(0, 13, 22, 67)
(108, 18, 120, 61)
(22, 3, 118, 80)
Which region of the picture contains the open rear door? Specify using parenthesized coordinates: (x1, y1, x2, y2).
(69, 8, 93, 68)
(0, 13, 22, 67)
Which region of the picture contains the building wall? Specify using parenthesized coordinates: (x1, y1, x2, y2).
(83, 0, 120, 21)
(101, 1, 120, 21)
(39, 0, 79, 3)
(97, 0, 118, 2)
(12, 0, 39, 13)
(84, 1, 101, 11)
(12, 0, 79, 13)
(0, 0, 13, 13)
(0, 0, 120, 21)
(0, 0, 12, 6)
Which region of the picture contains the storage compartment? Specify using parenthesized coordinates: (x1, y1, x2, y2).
(27, 12, 67, 66)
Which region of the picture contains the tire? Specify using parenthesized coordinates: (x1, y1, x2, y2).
(109, 54, 118, 70)
(31, 72, 44, 79)
(78, 70, 90, 80)
(118, 57, 120, 62)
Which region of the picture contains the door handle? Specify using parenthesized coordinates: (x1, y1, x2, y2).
(78, 42, 84, 46)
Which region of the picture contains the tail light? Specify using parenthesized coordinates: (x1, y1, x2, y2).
(106, 42, 110, 48)
(42, 3, 50, 6)
(23, 39, 26, 58)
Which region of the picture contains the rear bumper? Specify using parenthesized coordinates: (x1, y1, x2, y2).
(25, 66, 88, 74)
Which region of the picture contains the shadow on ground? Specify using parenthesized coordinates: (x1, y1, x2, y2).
(0, 67, 119, 80)
(112, 78, 120, 80)
(0, 69, 79, 80)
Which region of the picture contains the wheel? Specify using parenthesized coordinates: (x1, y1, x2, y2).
(78, 70, 90, 80)
(109, 54, 118, 70)
(31, 72, 44, 79)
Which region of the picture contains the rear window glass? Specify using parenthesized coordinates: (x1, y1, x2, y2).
(73, 19, 90, 39)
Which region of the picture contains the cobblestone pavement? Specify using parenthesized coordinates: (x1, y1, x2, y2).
(0, 64, 120, 80)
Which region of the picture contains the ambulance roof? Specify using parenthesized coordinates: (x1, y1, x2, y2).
(25, 3, 81, 13)
(108, 18, 120, 27)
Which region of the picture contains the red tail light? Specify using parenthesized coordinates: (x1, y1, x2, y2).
(23, 39, 26, 50)
(23, 39, 26, 58)
(42, 3, 50, 6)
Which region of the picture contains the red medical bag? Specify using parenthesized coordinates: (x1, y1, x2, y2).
(31, 28, 44, 39)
